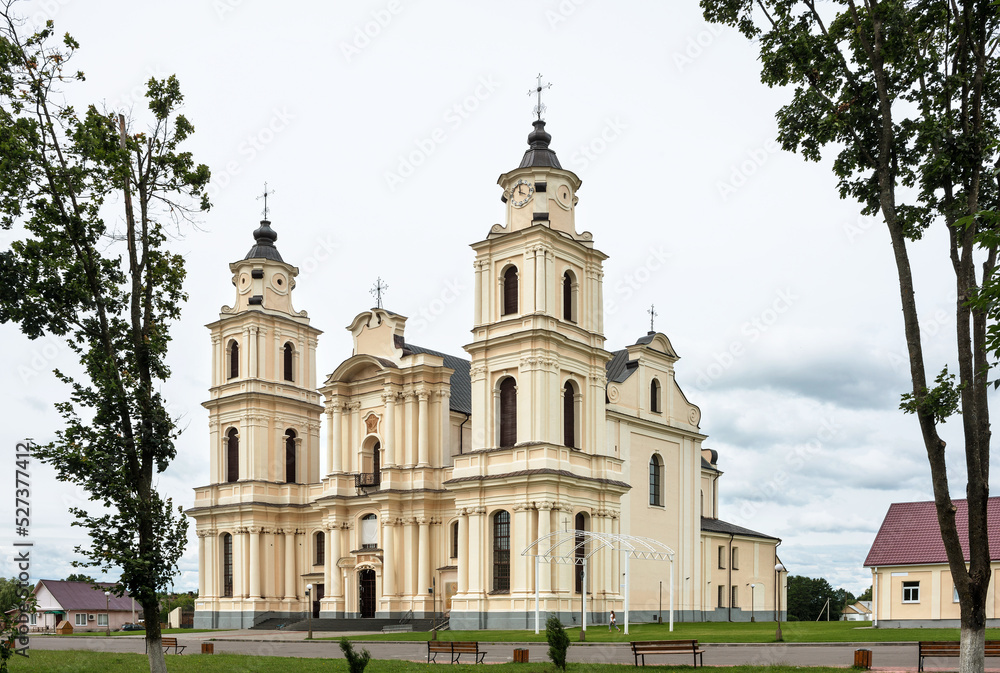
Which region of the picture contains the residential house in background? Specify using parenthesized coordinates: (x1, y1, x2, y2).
(29, 579, 139, 632)
(864, 498, 1000, 627)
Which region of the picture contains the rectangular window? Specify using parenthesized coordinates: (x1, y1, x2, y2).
(717, 584, 725, 608)
(954, 587, 960, 603)
(902, 581, 920, 603)
(75, 614, 87, 626)
(29, 613, 36, 626)
(732, 546, 739, 570)
(731, 586, 739, 608)
(718, 545, 725, 569)
(98, 614, 108, 626)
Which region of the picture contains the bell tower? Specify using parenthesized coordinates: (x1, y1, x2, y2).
(466, 116, 611, 453)
(203, 218, 323, 486)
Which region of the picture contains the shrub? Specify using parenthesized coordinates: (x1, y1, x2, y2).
(339, 637, 371, 673)
(546, 616, 570, 671)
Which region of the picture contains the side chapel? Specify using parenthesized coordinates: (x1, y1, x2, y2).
(189, 114, 785, 629)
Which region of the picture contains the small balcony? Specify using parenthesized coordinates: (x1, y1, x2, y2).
(354, 472, 381, 489)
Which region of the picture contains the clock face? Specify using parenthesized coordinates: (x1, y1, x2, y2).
(511, 179, 534, 207)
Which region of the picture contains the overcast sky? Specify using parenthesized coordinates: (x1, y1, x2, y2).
(1, 0, 986, 598)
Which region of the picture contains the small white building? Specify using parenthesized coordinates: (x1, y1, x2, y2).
(30, 579, 139, 632)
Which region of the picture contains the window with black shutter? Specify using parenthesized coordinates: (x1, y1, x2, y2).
(563, 271, 573, 321)
(226, 428, 239, 483)
(650, 378, 661, 413)
(315, 531, 325, 566)
(499, 378, 517, 447)
(451, 521, 459, 559)
(222, 533, 233, 597)
(228, 340, 239, 379)
(649, 454, 663, 506)
(564, 381, 576, 448)
(285, 429, 296, 484)
(503, 266, 518, 316)
(574, 512, 586, 593)
(492, 510, 510, 593)
(283, 342, 294, 382)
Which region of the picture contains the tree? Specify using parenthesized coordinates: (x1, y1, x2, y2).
(0, 5, 209, 673)
(0, 582, 36, 673)
(699, 1, 998, 671)
(858, 586, 873, 602)
(546, 616, 570, 671)
(339, 637, 372, 673)
(787, 575, 844, 621)
(63, 574, 97, 584)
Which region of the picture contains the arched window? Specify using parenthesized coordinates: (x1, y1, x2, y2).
(284, 429, 297, 484)
(228, 339, 239, 379)
(372, 441, 381, 481)
(283, 342, 294, 382)
(649, 454, 663, 506)
(492, 510, 511, 593)
(563, 380, 577, 449)
(502, 266, 518, 316)
(222, 533, 233, 597)
(451, 520, 459, 559)
(562, 271, 576, 322)
(360, 514, 378, 550)
(315, 531, 325, 566)
(574, 512, 587, 594)
(499, 377, 517, 448)
(650, 378, 661, 413)
(226, 428, 239, 483)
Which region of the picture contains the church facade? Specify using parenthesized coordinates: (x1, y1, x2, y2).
(189, 117, 784, 629)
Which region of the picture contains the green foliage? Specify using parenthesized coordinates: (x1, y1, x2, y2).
(787, 575, 854, 621)
(857, 586, 872, 602)
(63, 574, 97, 584)
(545, 616, 569, 671)
(0, 583, 36, 673)
(900, 367, 961, 423)
(340, 637, 372, 673)
(0, 6, 209, 671)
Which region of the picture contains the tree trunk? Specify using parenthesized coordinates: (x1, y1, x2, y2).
(960, 590, 987, 673)
(143, 601, 166, 673)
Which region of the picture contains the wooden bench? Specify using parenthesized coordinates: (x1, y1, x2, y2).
(160, 637, 185, 655)
(631, 640, 704, 667)
(427, 640, 486, 664)
(918, 641, 1000, 671)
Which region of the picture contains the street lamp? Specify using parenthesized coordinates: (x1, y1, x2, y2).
(104, 591, 110, 636)
(748, 583, 758, 622)
(305, 584, 313, 640)
(774, 564, 785, 642)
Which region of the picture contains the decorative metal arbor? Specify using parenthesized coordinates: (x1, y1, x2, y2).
(522, 530, 675, 635)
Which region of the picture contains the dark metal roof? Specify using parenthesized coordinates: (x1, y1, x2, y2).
(37, 580, 137, 611)
(402, 343, 471, 415)
(700, 517, 780, 541)
(244, 220, 284, 262)
(606, 349, 638, 383)
(634, 332, 656, 346)
(519, 120, 562, 169)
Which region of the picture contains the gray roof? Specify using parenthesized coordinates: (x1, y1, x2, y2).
(402, 343, 471, 415)
(700, 517, 780, 541)
(244, 220, 284, 262)
(606, 349, 637, 383)
(519, 120, 562, 169)
(37, 580, 136, 611)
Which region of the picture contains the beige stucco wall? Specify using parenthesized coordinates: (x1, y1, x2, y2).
(871, 563, 1000, 623)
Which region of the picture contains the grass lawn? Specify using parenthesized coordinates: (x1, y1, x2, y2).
(12, 650, 851, 672)
(334, 620, 999, 643)
(49, 628, 219, 637)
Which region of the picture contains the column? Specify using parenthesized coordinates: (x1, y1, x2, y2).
(284, 530, 296, 599)
(383, 519, 396, 596)
(534, 247, 545, 312)
(206, 532, 217, 598)
(211, 336, 220, 387)
(330, 525, 344, 600)
(418, 517, 431, 600)
(249, 527, 261, 598)
(403, 519, 416, 596)
(457, 510, 469, 594)
(331, 402, 343, 473)
(248, 326, 258, 378)
(513, 505, 530, 594)
(242, 326, 251, 379)
(383, 392, 396, 466)
(308, 337, 318, 389)
(256, 326, 265, 379)
(263, 528, 275, 598)
(348, 403, 360, 472)
(325, 524, 335, 605)
(235, 528, 247, 598)
(198, 533, 207, 597)
(403, 393, 414, 465)
(439, 391, 451, 462)
(467, 508, 484, 594)
(417, 391, 430, 466)
(473, 261, 483, 325)
(537, 504, 551, 593)
(480, 260, 491, 324)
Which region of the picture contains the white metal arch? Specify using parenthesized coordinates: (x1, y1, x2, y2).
(522, 530, 675, 635)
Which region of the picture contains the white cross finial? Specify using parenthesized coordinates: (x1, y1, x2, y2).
(648, 304, 658, 332)
(257, 182, 275, 220)
(371, 277, 389, 309)
(527, 73, 553, 121)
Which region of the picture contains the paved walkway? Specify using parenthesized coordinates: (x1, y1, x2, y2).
(24, 632, 945, 668)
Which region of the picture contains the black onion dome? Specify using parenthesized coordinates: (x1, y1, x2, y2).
(244, 219, 284, 262)
(519, 120, 562, 169)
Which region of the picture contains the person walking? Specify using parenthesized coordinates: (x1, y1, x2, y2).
(609, 610, 620, 632)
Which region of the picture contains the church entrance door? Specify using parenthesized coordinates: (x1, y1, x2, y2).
(313, 584, 324, 619)
(358, 570, 376, 618)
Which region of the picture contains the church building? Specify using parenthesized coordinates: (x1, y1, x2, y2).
(188, 113, 785, 629)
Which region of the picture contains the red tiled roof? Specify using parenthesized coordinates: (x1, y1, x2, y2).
(863, 498, 1000, 567)
(36, 580, 137, 611)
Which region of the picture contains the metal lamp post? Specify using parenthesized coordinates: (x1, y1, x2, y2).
(748, 583, 758, 622)
(104, 591, 110, 636)
(305, 584, 313, 640)
(774, 564, 785, 642)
